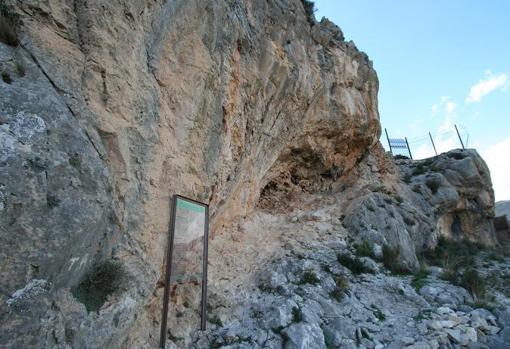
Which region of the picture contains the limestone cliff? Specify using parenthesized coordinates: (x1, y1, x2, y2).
(1, 0, 378, 347)
(0, 1, 503, 348)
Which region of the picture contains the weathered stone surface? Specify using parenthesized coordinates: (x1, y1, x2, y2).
(343, 149, 497, 271)
(420, 282, 473, 306)
(283, 323, 326, 349)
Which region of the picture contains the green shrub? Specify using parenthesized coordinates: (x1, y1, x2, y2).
(486, 250, 506, 263)
(323, 328, 336, 349)
(394, 154, 409, 160)
(330, 276, 349, 302)
(1, 70, 12, 84)
(72, 261, 126, 312)
(411, 267, 430, 291)
(413, 164, 428, 176)
(46, 194, 60, 208)
(371, 305, 386, 321)
(382, 244, 402, 273)
(448, 152, 466, 160)
(0, 1, 20, 46)
(440, 268, 458, 284)
(355, 240, 374, 258)
(300, 270, 319, 285)
(208, 314, 223, 327)
(413, 309, 432, 321)
(421, 237, 480, 271)
(292, 306, 303, 323)
(337, 253, 371, 275)
(68, 153, 81, 170)
(461, 269, 486, 300)
(258, 281, 273, 293)
(322, 264, 331, 273)
(15, 61, 25, 76)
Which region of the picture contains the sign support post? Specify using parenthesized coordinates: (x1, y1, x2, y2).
(159, 195, 177, 348)
(200, 205, 209, 331)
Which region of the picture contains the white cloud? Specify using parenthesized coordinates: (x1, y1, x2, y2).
(445, 101, 457, 115)
(465, 70, 508, 103)
(481, 137, 510, 201)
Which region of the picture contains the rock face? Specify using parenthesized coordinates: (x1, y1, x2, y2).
(0, 0, 502, 348)
(1, 0, 379, 347)
(343, 148, 497, 271)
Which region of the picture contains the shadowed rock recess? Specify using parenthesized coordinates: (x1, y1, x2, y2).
(0, 1, 508, 348)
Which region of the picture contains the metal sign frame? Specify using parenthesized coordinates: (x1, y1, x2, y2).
(385, 128, 413, 159)
(159, 194, 209, 348)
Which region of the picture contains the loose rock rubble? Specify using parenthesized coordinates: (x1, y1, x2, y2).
(187, 239, 509, 349)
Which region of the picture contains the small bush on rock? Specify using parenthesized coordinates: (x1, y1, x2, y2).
(355, 240, 374, 258)
(421, 237, 480, 271)
(394, 154, 409, 160)
(208, 314, 223, 327)
(72, 261, 126, 312)
(337, 253, 371, 275)
(0, 1, 20, 46)
(413, 164, 428, 176)
(2, 70, 12, 84)
(15, 61, 25, 76)
(382, 244, 403, 273)
(461, 269, 486, 300)
(371, 304, 386, 321)
(291, 306, 303, 323)
(411, 266, 430, 291)
(394, 195, 404, 205)
(448, 152, 466, 160)
(330, 275, 349, 301)
(300, 270, 319, 285)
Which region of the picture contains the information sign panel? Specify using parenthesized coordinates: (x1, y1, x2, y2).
(159, 195, 209, 348)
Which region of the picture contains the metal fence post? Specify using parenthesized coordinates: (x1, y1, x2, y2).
(455, 124, 465, 149)
(429, 132, 438, 156)
(385, 128, 393, 154)
(405, 137, 413, 159)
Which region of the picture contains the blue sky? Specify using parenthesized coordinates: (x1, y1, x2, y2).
(314, 0, 510, 200)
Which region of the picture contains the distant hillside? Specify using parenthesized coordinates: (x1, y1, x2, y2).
(496, 200, 510, 218)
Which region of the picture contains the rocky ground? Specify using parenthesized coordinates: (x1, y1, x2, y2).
(185, 230, 510, 349)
